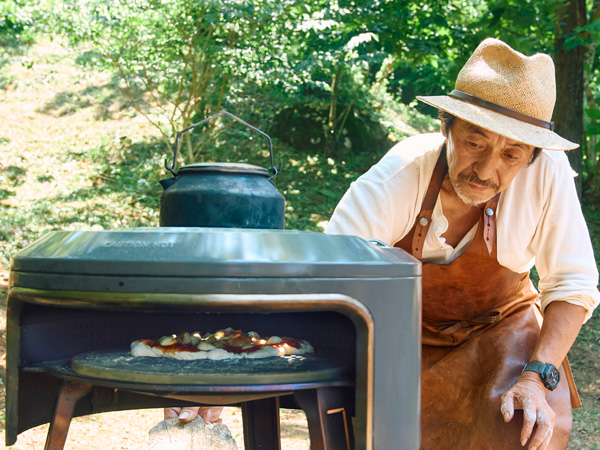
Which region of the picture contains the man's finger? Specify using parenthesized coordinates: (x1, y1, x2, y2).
(178, 406, 200, 423)
(199, 406, 224, 424)
(535, 419, 554, 450)
(164, 407, 182, 419)
(528, 410, 554, 450)
(520, 399, 537, 447)
(500, 393, 515, 422)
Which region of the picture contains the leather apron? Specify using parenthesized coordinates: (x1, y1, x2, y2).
(395, 148, 580, 450)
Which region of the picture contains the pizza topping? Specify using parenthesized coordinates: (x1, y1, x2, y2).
(131, 328, 314, 360)
(198, 341, 216, 351)
(267, 336, 282, 344)
(158, 335, 176, 346)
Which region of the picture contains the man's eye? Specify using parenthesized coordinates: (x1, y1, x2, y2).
(467, 141, 480, 148)
(504, 152, 518, 161)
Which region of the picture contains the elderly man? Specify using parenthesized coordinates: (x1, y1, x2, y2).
(325, 38, 599, 450)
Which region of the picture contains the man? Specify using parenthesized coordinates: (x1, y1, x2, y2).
(325, 38, 599, 450)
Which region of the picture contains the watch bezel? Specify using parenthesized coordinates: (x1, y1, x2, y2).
(542, 365, 560, 390)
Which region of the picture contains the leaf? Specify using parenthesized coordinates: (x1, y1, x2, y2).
(344, 32, 378, 51)
(587, 122, 600, 136)
(585, 108, 600, 121)
(319, 189, 340, 199)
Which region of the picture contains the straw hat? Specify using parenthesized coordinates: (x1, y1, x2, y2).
(417, 38, 578, 150)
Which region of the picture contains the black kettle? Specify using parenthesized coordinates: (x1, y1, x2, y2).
(159, 111, 285, 229)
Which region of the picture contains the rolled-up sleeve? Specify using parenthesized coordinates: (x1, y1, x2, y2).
(531, 153, 600, 322)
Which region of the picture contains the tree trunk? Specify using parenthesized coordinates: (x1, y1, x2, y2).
(326, 64, 343, 155)
(554, 0, 586, 198)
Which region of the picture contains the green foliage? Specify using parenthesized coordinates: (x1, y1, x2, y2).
(36, 0, 600, 175)
(586, 108, 600, 136)
(4, 0, 600, 194)
(376, 0, 559, 114)
(584, 63, 600, 195)
(49, 0, 312, 163)
(0, 0, 39, 45)
(43, 0, 443, 161)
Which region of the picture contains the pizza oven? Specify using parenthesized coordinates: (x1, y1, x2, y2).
(5, 227, 421, 449)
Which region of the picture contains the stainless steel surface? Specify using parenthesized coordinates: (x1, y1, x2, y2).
(10, 228, 419, 279)
(7, 228, 421, 450)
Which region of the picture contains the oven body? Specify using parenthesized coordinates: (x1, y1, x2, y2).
(7, 228, 421, 449)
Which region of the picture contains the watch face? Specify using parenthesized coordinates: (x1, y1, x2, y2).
(544, 366, 560, 390)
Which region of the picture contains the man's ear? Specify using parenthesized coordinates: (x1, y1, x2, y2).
(440, 120, 447, 138)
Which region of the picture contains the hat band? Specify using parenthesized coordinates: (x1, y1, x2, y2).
(449, 89, 555, 131)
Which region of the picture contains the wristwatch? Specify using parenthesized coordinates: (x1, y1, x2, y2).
(522, 361, 560, 391)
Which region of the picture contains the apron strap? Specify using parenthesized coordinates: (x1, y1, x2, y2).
(412, 147, 448, 260)
(483, 193, 501, 256)
(562, 356, 582, 408)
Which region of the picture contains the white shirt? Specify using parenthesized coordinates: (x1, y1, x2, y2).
(325, 133, 600, 322)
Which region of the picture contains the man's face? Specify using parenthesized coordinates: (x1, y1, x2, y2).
(442, 118, 535, 206)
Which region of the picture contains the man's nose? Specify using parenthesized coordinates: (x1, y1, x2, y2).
(473, 151, 497, 181)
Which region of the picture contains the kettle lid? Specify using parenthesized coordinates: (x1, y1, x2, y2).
(178, 162, 270, 176)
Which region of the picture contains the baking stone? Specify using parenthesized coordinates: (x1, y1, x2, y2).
(71, 350, 349, 385)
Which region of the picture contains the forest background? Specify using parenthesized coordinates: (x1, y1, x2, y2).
(0, 0, 599, 448)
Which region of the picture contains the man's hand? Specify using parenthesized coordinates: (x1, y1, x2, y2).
(164, 406, 224, 424)
(500, 372, 555, 450)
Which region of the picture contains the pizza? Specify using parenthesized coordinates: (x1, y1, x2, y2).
(130, 327, 314, 361)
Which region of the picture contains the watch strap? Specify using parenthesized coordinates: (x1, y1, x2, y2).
(522, 361, 546, 374)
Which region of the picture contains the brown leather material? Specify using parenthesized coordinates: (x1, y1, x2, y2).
(437, 310, 502, 335)
(449, 89, 555, 131)
(562, 356, 582, 409)
(421, 292, 574, 449)
(393, 152, 578, 449)
(410, 146, 448, 260)
(399, 212, 527, 322)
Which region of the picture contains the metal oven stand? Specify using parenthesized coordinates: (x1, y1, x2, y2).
(42, 374, 355, 450)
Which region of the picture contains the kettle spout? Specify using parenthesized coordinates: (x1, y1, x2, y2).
(159, 177, 176, 191)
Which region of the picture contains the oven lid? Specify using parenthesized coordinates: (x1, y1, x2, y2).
(11, 228, 419, 278)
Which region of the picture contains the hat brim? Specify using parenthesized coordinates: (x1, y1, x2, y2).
(417, 95, 579, 151)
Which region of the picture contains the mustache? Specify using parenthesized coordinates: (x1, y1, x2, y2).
(457, 172, 499, 191)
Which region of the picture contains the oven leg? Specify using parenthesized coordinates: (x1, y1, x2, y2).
(44, 381, 92, 450)
(294, 388, 354, 450)
(241, 397, 281, 450)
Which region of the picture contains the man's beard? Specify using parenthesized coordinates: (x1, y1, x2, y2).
(450, 172, 499, 206)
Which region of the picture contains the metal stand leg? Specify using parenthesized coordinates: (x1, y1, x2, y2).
(44, 381, 92, 450)
(294, 388, 354, 450)
(242, 397, 281, 450)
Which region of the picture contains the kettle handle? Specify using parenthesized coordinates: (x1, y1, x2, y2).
(164, 111, 282, 180)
